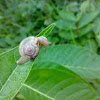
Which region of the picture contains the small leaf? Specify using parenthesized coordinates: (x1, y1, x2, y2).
(0, 48, 33, 100)
(79, 12, 98, 28)
(84, 39, 98, 52)
(59, 31, 78, 40)
(20, 62, 100, 100)
(95, 34, 100, 47)
(80, 1, 89, 12)
(59, 11, 76, 21)
(37, 23, 56, 37)
(56, 20, 76, 30)
(93, 18, 100, 34)
(80, 24, 94, 36)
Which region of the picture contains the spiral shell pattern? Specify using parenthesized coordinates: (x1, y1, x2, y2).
(19, 36, 39, 59)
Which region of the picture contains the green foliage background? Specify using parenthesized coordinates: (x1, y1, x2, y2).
(0, 0, 100, 53)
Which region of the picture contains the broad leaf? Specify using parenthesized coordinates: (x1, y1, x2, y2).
(37, 23, 56, 37)
(35, 44, 100, 79)
(0, 47, 33, 100)
(0, 44, 100, 100)
(20, 62, 100, 100)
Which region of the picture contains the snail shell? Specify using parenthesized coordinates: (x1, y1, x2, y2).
(17, 36, 51, 64)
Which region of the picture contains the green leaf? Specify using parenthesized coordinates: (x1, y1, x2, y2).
(95, 34, 100, 47)
(59, 31, 78, 40)
(80, 24, 94, 36)
(93, 18, 100, 34)
(0, 48, 8, 54)
(56, 20, 76, 30)
(37, 23, 56, 37)
(84, 39, 98, 53)
(58, 23, 93, 40)
(79, 12, 98, 28)
(35, 44, 100, 79)
(0, 47, 33, 100)
(80, 1, 89, 12)
(93, 18, 100, 46)
(20, 62, 100, 100)
(59, 11, 76, 22)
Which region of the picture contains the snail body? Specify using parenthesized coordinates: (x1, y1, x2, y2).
(17, 36, 51, 64)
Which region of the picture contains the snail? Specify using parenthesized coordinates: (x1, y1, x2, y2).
(17, 36, 51, 64)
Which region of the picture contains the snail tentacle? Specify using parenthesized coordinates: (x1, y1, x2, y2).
(38, 36, 52, 48)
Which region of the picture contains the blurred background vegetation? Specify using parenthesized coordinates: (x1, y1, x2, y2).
(0, 0, 100, 54)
